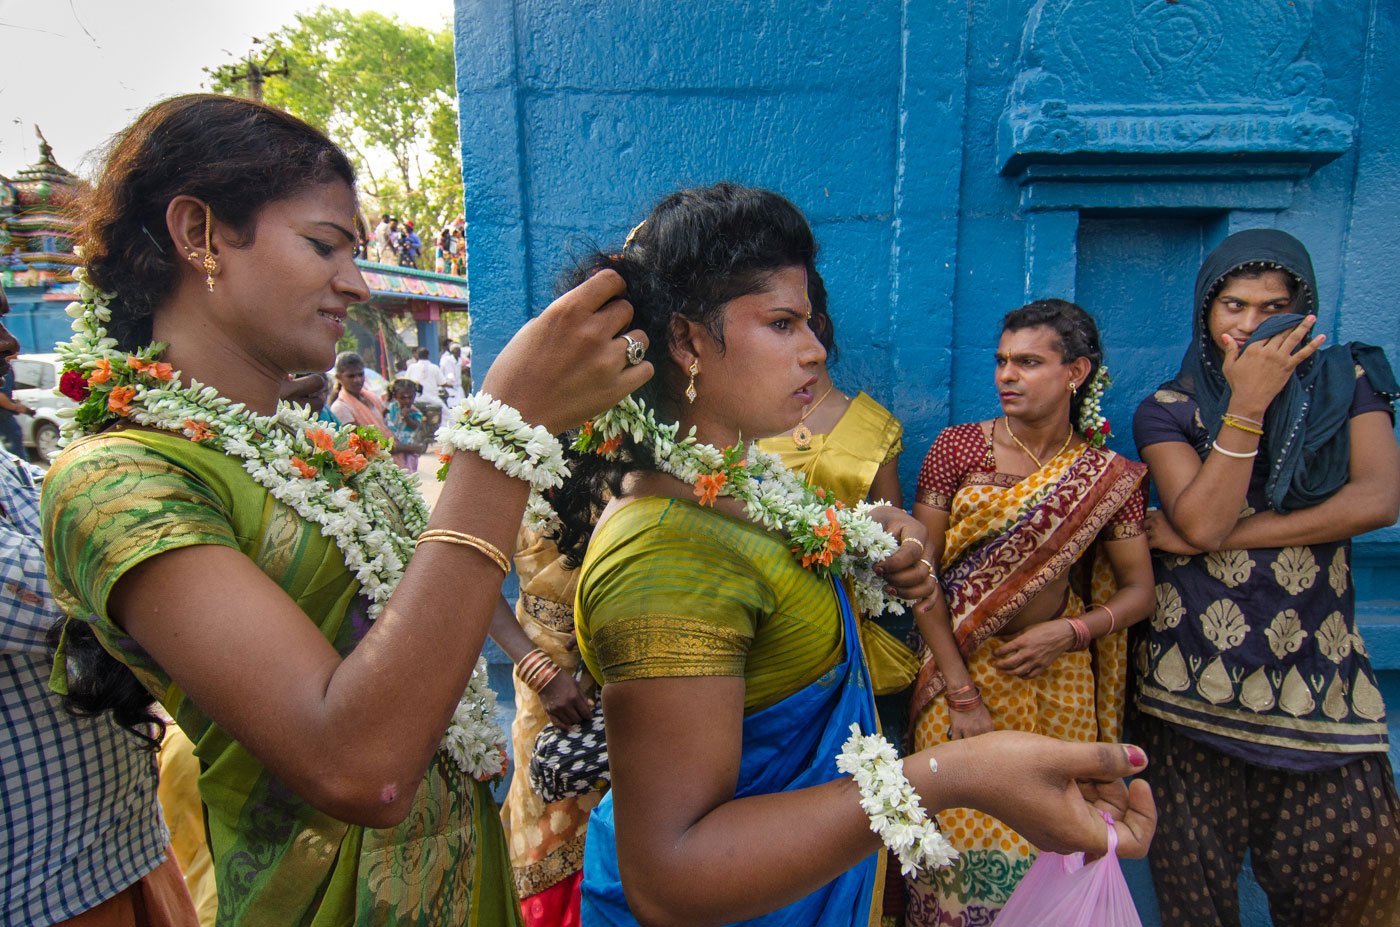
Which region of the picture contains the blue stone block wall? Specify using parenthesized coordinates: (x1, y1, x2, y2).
(455, 2, 1400, 924)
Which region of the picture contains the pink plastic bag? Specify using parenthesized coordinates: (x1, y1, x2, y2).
(994, 815, 1143, 927)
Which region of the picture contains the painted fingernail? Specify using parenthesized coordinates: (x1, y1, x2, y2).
(1124, 745, 1147, 767)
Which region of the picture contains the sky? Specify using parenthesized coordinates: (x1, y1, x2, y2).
(0, 0, 454, 178)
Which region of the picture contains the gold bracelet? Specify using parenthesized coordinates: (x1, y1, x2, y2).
(414, 530, 510, 573)
(1221, 414, 1264, 436)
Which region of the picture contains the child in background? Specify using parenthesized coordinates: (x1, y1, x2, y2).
(386, 378, 427, 472)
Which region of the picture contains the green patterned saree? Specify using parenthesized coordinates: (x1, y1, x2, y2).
(42, 430, 520, 927)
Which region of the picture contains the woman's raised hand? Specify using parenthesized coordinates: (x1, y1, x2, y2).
(921, 733, 1156, 859)
(1220, 315, 1325, 418)
(481, 270, 654, 433)
(870, 507, 940, 603)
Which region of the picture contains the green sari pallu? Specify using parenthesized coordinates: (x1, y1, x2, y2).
(43, 430, 521, 927)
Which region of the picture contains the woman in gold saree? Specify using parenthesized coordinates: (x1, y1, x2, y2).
(754, 283, 918, 701)
(906, 299, 1155, 926)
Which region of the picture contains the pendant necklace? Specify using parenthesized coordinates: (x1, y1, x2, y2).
(792, 384, 838, 449)
(1003, 415, 1073, 470)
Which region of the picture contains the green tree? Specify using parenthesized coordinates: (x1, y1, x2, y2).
(206, 7, 463, 232)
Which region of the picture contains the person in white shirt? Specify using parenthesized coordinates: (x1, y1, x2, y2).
(439, 343, 464, 407)
(404, 347, 445, 409)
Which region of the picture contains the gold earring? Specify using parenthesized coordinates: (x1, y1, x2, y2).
(1068, 381, 1078, 397)
(188, 203, 218, 291)
(685, 361, 699, 404)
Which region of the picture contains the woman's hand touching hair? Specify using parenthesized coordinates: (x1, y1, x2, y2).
(483, 270, 653, 434)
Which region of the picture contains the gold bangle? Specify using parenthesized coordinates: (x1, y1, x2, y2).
(414, 530, 510, 573)
(517, 648, 552, 679)
(525, 663, 562, 693)
(1221, 414, 1264, 437)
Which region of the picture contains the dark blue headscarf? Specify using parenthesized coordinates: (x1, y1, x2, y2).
(1162, 229, 1398, 513)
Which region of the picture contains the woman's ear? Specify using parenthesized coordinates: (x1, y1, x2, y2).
(166, 195, 221, 288)
(668, 315, 703, 373)
(1068, 356, 1093, 390)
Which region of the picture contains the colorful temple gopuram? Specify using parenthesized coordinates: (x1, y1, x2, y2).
(0, 128, 85, 353)
(0, 128, 468, 363)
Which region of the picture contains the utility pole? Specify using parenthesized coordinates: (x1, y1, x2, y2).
(211, 39, 290, 102)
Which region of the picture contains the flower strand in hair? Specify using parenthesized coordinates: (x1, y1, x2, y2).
(1077, 363, 1112, 447)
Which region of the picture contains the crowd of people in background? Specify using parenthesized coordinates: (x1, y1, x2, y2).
(2, 93, 1397, 927)
(363, 213, 469, 274)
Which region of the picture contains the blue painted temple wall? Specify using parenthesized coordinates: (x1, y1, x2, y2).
(455, 2, 1399, 922)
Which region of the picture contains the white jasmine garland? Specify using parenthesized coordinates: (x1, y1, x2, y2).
(835, 723, 957, 877)
(573, 396, 911, 615)
(435, 392, 571, 532)
(57, 272, 508, 782)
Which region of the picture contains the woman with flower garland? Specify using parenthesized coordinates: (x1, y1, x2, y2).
(904, 298, 1154, 925)
(39, 94, 651, 926)
(552, 185, 1155, 926)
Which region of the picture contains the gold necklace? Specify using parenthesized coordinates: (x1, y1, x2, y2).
(792, 384, 837, 449)
(1002, 416, 1072, 470)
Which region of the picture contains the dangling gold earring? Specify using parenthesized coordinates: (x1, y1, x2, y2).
(1068, 380, 1078, 398)
(685, 361, 699, 404)
(187, 203, 219, 291)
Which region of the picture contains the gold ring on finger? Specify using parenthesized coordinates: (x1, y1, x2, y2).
(920, 558, 935, 575)
(904, 537, 925, 555)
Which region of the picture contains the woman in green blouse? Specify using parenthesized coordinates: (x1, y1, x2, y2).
(552, 183, 1157, 926)
(40, 94, 650, 926)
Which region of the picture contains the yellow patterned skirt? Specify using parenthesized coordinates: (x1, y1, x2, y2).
(905, 607, 1098, 927)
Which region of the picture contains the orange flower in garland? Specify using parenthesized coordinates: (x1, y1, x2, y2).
(107, 385, 137, 416)
(127, 357, 175, 381)
(694, 471, 728, 507)
(290, 456, 318, 479)
(89, 359, 113, 385)
(184, 419, 217, 443)
(597, 435, 623, 455)
(308, 427, 336, 452)
(802, 507, 847, 568)
(333, 448, 369, 475)
(348, 431, 383, 459)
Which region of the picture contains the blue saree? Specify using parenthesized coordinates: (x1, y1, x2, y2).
(580, 580, 880, 926)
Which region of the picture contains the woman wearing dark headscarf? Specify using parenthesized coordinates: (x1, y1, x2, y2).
(1132, 229, 1400, 927)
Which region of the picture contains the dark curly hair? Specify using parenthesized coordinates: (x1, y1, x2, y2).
(550, 182, 824, 565)
(1000, 298, 1104, 426)
(78, 93, 356, 351)
(60, 93, 357, 743)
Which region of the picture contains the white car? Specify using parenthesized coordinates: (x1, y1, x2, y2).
(11, 353, 73, 464)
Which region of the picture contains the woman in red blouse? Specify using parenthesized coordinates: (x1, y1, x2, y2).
(904, 299, 1155, 926)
